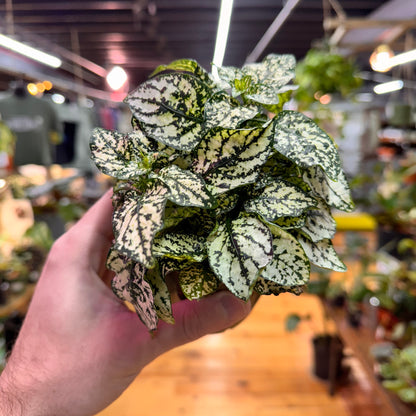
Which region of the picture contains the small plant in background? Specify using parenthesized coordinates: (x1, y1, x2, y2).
(90, 55, 354, 331)
(380, 344, 416, 405)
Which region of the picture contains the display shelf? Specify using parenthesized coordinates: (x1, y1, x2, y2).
(324, 301, 415, 416)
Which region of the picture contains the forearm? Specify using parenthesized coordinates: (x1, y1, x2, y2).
(0, 370, 24, 416)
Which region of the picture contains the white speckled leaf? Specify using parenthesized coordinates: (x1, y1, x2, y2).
(204, 92, 259, 129)
(150, 58, 213, 87)
(124, 73, 211, 151)
(110, 259, 159, 331)
(194, 124, 273, 195)
(303, 166, 354, 212)
(145, 264, 174, 324)
(274, 111, 342, 181)
(156, 165, 215, 208)
(244, 179, 317, 222)
(207, 215, 273, 300)
(259, 225, 310, 287)
(296, 233, 346, 272)
(163, 202, 199, 229)
(90, 128, 149, 179)
(113, 186, 168, 267)
(254, 277, 304, 296)
(217, 54, 296, 104)
(152, 232, 207, 262)
(301, 199, 336, 243)
(178, 262, 220, 300)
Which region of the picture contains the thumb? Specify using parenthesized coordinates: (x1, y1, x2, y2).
(154, 291, 252, 352)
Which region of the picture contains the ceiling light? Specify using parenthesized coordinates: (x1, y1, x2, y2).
(369, 44, 394, 72)
(388, 48, 416, 68)
(212, 0, 234, 80)
(51, 93, 65, 104)
(373, 80, 403, 95)
(106, 66, 128, 91)
(0, 34, 62, 68)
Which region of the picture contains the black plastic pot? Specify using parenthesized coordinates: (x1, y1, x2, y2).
(312, 334, 344, 380)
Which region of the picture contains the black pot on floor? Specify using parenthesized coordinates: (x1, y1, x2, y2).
(312, 334, 344, 380)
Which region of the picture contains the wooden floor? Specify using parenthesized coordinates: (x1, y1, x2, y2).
(95, 292, 383, 416)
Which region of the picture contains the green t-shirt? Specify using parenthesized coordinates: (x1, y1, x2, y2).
(0, 94, 61, 166)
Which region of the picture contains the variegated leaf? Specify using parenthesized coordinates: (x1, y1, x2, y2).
(177, 261, 220, 300)
(211, 192, 239, 216)
(244, 179, 317, 222)
(150, 58, 214, 87)
(259, 225, 310, 286)
(113, 186, 168, 267)
(207, 214, 273, 300)
(204, 92, 259, 130)
(145, 264, 174, 324)
(155, 165, 215, 208)
(273, 111, 342, 181)
(274, 215, 306, 229)
(111, 261, 159, 331)
(194, 125, 274, 195)
(254, 277, 304, 296)
(124, 73, 211, 151)
(163, 202, 199, 229)
(301, 199, 336, 243)
(303, 166, 354, 212)
(296, 233, 346, 272)
(106, 245, 131, 274)
(90, 128, 149, 179)
(152, 232, 207, 262)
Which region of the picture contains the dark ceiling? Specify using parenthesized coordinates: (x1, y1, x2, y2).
(0, 0, 398, 99)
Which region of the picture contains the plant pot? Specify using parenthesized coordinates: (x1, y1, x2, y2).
(312, 334, 344, 380)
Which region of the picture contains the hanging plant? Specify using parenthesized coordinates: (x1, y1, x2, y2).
(295, 48, 362, 107)
(90, 55, 354, 331)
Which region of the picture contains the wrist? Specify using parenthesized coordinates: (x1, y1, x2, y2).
(0, 370, 24, 416)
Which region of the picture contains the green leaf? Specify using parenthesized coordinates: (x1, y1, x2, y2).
(90, 128, 150, 179)
(397, 387, 416, 404)
(204, 92, 259, 130)
(163, 202, 200, 229)
(244, 179, 317, 222)
(156, 165, 215, 208)
(207, 214, 273, 300)
(110, 258, 159, 331)
(112, 186, 168, 267)
(296, 233, 346, 272)
(303, 166, 354, 212)
(145, 264, 174, 324)
(254, 277, 304, 296)
(177, 261, 220, 300)
(259, 225, 310, 287)
(210, 192, 239, 216)
(273, 215, 306, 230)
(301, 199, 336, 243)
(273, 111, 342, 181)
(194, 125, 273, 195)
(124, 73, 211, 151)
(150, 58, 213, 87)
(152, 232, 207, 262)
(285, 313, 302, 332)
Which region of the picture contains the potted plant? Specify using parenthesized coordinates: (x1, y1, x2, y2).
(285, 273, 346, 380)
(89, 55, 354, 331)
(379, 344, 416, 408)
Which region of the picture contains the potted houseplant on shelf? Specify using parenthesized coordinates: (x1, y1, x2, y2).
(90, 54, 354, 331)
(285, 271, 346, 381)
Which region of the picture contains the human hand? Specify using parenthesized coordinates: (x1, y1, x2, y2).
(0, 190, 254, 416)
